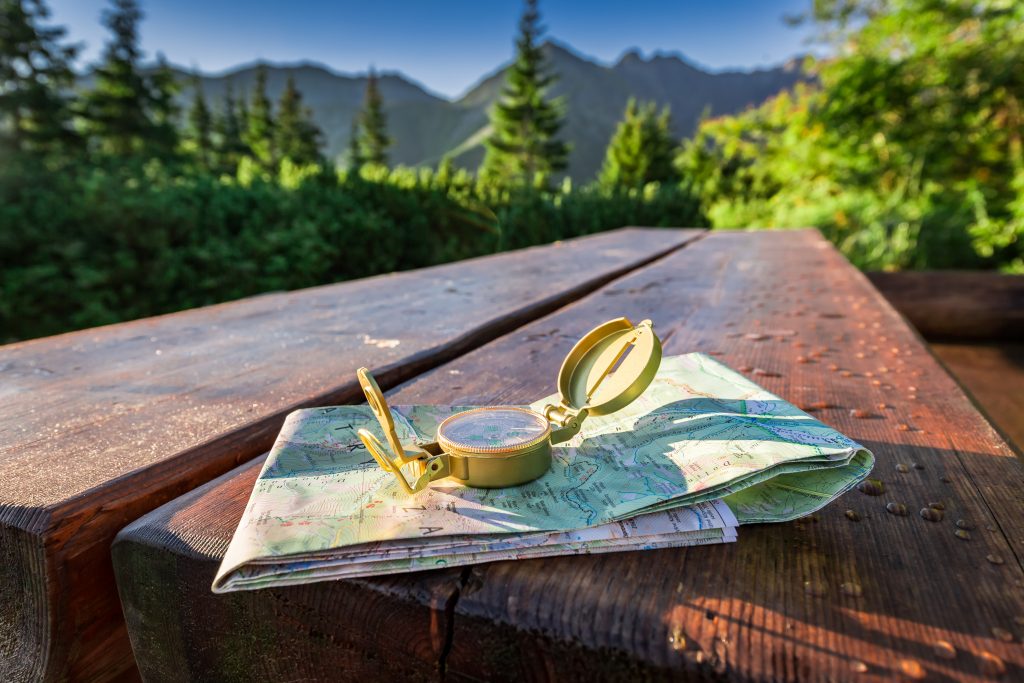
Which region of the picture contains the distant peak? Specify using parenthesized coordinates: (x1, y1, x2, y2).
(619, 48, 643, 64)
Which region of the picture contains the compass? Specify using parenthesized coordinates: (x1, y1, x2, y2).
(356, 317, 662, 494)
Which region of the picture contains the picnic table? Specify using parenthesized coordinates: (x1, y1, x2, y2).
(3, 227, 1022, 681)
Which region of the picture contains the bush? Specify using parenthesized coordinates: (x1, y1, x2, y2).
(0, 158, 706, 342)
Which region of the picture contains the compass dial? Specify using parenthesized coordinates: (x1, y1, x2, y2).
(437, 407, 551, 456)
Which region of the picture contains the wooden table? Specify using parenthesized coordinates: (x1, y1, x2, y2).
(0, 228, 700, 682)
(110, 230, 1024, 682)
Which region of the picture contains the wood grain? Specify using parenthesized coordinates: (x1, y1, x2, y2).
(0, 227, 701, 683)
(932, 342, 1024, 457)
(867, 270, 1024, 342)
(113, 230, 1024, 682)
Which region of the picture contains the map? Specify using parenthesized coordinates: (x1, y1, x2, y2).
(213, 353, 873, 592)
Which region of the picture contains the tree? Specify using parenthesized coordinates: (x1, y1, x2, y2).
(244, 64, 275, 170)
(677, 0, 1024, 272)
(479, 0, 568, 188)
(357, 68, 391, 168)
(599, 98, 677, 189)
(345, 116, 363, 172)
(275, 75, 322, 165)
(0, 0, 79, 157)
(146, 53, 180, 158)
(80, 0, 157, 156)
(213, 81, 248, 173)
(186, 73, 212, 168)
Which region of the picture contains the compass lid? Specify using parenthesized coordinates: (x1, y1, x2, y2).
(555, 317, 662, 416)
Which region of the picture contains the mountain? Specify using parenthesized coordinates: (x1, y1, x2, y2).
(150, 42, 807, 180)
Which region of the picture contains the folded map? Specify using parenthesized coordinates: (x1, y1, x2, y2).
(214, 353, 873, 592)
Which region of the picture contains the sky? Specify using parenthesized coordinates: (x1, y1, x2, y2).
(46, 0, 820, 99)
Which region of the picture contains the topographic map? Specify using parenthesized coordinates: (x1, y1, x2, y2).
(214, 353, 873, 592)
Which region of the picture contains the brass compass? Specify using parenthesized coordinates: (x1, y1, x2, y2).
(356, 317, 662, 495)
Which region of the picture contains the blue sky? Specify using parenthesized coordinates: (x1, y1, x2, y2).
(47, 0, 820, 99)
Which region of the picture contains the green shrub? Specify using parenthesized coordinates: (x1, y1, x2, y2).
(0, 158, 705, 342)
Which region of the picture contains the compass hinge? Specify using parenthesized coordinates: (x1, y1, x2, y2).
(544, 404, 589, 445)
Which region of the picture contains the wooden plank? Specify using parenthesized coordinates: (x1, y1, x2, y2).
(932, 343, 1024, 457)
(0, 227, 702, 683)
(113, 230, 1024, 682)
(867, 270, 1024, 342)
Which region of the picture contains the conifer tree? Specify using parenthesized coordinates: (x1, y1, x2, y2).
(357, 68, 391, 168)
(80, 0, 157, 156)
(599, 98, 678, 189)
(275, 75, 322, 164)
(0, 0, 80, 157)
(146, 52, 180, 158)
(187, 74, 212, 168)
(479, 0, 568, 188)
(214, 81, 248, 173)
(244, 64, 275, 170)
(345, 116, 363, 172)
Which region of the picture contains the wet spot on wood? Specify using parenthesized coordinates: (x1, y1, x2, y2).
(986, 554, 1005, 565)
(920, 507, 943, 522)
(898, 658, 926, 680)
(858, 479, 885, 496)
(979, 651, 1006, 677)
(932, 640, 956, 660)
(991, 627, 1013, 642)
(886, 502, 907, 516)
(845, 509, 861, 522)
(954, 529, 971, 541)
(840, 582, 863, 597)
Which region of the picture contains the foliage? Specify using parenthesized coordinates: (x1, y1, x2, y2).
(479, 0, 569, 188)
(0, 0, 79, 157)
(0, 157, 705, 341)
(354, 68, 391, 169)
(185, 74, 212, 168)
(678, 0, 1024, 271)
(244, 64, 275, 170)
(599, 98, 678, 190)
(5, 0, 1020, 344)
(275, 75, 322, 165)
(79, 0, 177, 158)
(213, 82, 248, 175)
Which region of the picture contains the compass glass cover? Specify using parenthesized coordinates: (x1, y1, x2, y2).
(437, 407, 550, 454)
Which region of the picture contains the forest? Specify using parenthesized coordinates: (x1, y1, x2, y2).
(1, 0, 1021, 341)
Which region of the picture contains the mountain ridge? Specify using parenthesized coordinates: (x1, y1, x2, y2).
(89, 41, 807, 179)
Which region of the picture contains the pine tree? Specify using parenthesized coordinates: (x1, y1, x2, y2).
(357, 68, 391, 167)
(187, 74, 212, 168)
(214, 81, 248, 173)
(0, 0, 80, 157)
(275, 75, 322, 165)
(244, 64, 275, 170)
(345, 116, 363, 172)
(599, 98, 678, 189)
(146, 52, 180, 158)
(479, 0, 568, 188)
(80, 0, 154, 156)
